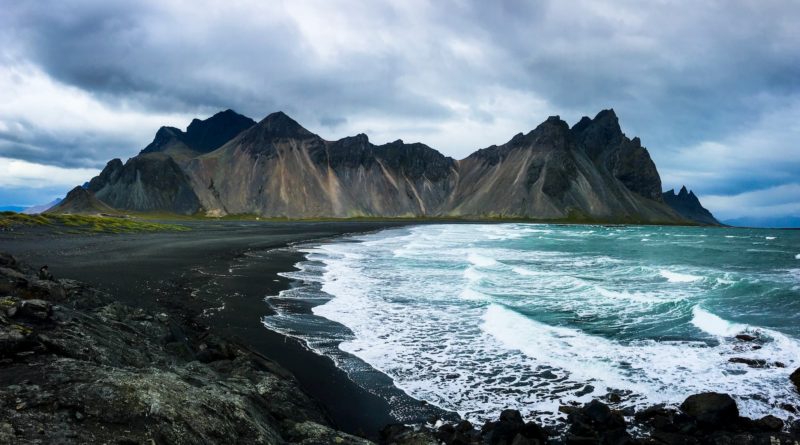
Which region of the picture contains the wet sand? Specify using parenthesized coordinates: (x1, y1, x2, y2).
(0, 220, 450, 437)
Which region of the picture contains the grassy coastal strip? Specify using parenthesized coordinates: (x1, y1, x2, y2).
(0, 212, 190, 234)
(111, 210, 699, 226)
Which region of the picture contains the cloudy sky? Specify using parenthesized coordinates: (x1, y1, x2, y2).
(0, 0, 797, 222)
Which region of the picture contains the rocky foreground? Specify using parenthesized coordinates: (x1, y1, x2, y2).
(1, 252, 799, 444)
(0, 252, 371, 444)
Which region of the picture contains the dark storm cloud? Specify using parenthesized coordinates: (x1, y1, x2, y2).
(0, 0, 798, 219)
(2, 0, 453, 120)
(0, 117, 125, 168)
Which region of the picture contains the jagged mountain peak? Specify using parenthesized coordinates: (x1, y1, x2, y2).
(571, 108, 626, 162)
(571, 116, 593, 133)
(255, 111, 314, 138)
(141, 109, 256, 155)
(80, 107, 698, 223)
(181, 109, 255, 152)
(141, 126, 183, 154)
(186, 108, 253, 132)
(594, 108, 619, 121)
(523, 115, 571, 149)
(663, 187, 720, 225)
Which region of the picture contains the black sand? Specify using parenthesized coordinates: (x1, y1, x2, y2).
(0, 220, 452, 437)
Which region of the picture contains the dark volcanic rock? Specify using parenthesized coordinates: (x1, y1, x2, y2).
(380, 411, 547, 445)
(728, 357, 768, 368)
(736, 333, 757, 342)
(0, 254, 371, 444)
(680, 393, 739, 427)
(663, 186, 721, 225)
(86, 155, 202, 214)
(791, 368, 800, 393)
(141, 109, 256, 154)
(634, 393, 800, 444)
(572, 109, 663, 201)
(564, 400, 631, 444)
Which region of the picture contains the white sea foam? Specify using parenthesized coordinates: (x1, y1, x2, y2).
(595, 286, 673, 304)
(467, 252, 498, 267)
(766, 236, 777, 240)
(659, 269, 702, 283)
(484, 304, 800, 417)
(261, 223, 800, 424)
(795, 254, 800, 260)
(691, 306, 748, 337)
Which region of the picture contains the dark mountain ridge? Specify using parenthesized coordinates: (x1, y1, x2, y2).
(663, 186, 721, 225)
(141, 109, 256, 155)
(68, 108, 717, 224)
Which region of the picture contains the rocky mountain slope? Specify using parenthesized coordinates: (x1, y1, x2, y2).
(64, 109, 707, 223)
(45, 187, 115, 215)
(663, 186, 721, 225)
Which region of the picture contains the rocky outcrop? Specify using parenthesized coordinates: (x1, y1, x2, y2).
(635, 394, 796, 444)
(45, 187, 115, 215)
(679, 392, 739, 426)
(380, 409, 547, 445)
(663, 186, 721, 225)
(62, 108, 688, 223)
(86, 155, 202, 214)
(381, 395, 800, 444)
(0, 253, 371, 444)
(791, 368, 800, 393)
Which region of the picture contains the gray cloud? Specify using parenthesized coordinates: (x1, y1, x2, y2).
(0, 0, 798, 219)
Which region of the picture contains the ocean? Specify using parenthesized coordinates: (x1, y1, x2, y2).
(262, 223, 800, 425)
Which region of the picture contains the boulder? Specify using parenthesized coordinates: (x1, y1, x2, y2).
(566, 400, 630, 444)
(38, 265, 54, 281)
(17, 299, 52, 321)
(791, 368, 800, 393)
(481, 410, 546, 445)
(679, 393, 738, 427)
(0, 253, 18, 269)
(380, 423, 413, 443)
(436, 419, 477, 444)
(754, 415, 784, 432)
(728, 357, 767, 368)
(0, 325, 30, 356)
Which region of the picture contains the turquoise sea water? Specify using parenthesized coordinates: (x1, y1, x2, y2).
(263, 224, 800, 424)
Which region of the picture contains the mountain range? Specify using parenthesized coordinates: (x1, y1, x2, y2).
(51, 109, 719, 225)
(663, 187, 720, 225)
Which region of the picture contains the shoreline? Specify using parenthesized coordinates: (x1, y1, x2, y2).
(2, 221, 799, 443)
(0, 220, 439, 438)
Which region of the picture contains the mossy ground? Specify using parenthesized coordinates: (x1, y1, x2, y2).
(0, 212, 189, 234)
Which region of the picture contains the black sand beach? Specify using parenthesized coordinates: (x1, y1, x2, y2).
(0, 220, 449, 437)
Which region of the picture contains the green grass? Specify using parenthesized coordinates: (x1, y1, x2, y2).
(127, 211, 694, 226)
(0, 211, 189, 234)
